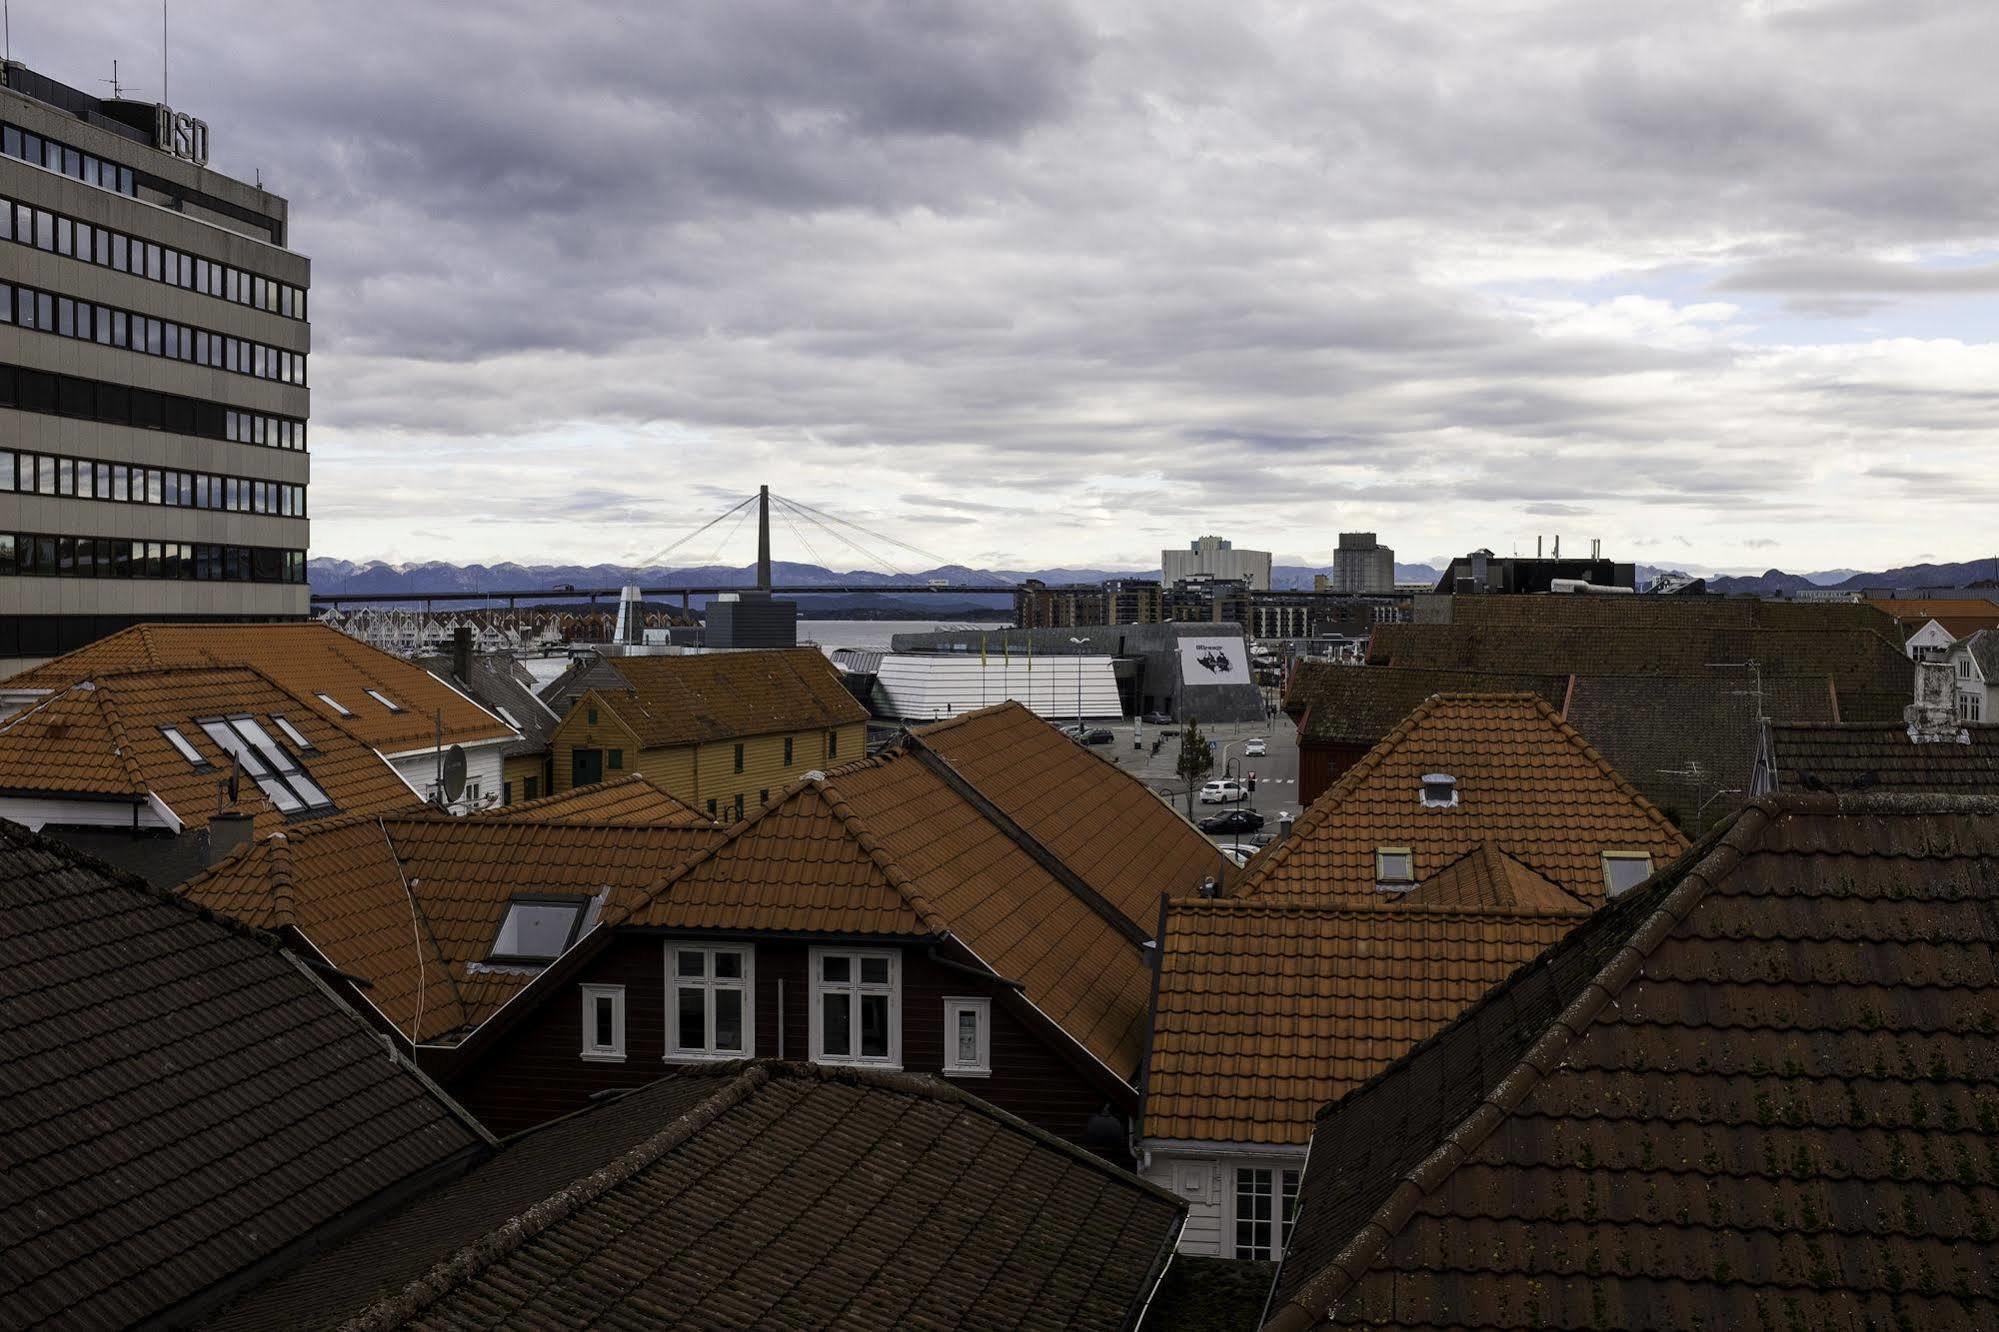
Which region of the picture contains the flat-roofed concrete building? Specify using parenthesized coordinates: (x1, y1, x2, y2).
(1331, 531, 1394, 593)
(1164, 534, 1270, 592)
(0, 63, 309, 674)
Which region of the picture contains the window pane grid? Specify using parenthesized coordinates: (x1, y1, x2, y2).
(669, 945, 752, 1058)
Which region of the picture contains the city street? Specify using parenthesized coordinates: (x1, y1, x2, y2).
(1096, 707, 1302, 847)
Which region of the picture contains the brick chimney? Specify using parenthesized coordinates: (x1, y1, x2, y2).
(207, 810, 254, 865)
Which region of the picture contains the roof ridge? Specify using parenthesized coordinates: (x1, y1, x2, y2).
(1168, 895, 1590, 923)
(812, 772, 954, 937)
(1266, 804, 1770, 1328)
(345, 1064, 776, 1331)
(264, 831, 298, 927)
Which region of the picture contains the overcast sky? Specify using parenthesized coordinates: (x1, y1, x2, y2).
(23, 1, 1999, 573)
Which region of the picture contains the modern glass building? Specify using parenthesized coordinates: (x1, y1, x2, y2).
(0, 62, 309, 671)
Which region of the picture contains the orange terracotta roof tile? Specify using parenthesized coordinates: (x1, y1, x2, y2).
(473, 772, 711, 827)
(617, 747, 1159, 1080)
(2, 624, 515, 753)
(1237, 694, 1689, 907)
(1143, 899, 1584, 1146)
(910, 701, 1230, 920)
(584, 649, 868, 747)
(181, 815, 726, 1042)
(1395, 841, 1590, 913)
(0, 667, 426, 836)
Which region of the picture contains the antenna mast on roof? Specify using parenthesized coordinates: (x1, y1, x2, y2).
(100, 60, 139, 100)
(162, 1, 168, 105)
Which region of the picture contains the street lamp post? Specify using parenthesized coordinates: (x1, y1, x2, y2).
(1068, 637, 1087, 734)
(1221, 738, 1245, 810)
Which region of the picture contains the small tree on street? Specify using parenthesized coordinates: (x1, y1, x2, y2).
(1176, 720, 1214, 819)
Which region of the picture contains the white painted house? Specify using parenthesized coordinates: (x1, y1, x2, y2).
(1948, 630, 1998, 723)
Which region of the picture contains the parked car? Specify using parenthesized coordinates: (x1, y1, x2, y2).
(1215, 843, 1259, 868)
(1199, 808, 1265, 835)
(1244, 737, 1268, 757)
(1141, 712, 1174, 726)
(1245, 830, 1279, 848)
(1198, 779, 1246, 804)
(1081, 727, 1114, 745)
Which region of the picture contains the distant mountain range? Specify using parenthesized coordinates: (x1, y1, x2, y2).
(308, 553, 1999, 610)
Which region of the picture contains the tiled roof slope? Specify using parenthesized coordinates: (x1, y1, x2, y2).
(586, 648, 868, 747)
(620, 750, 1158, 1078)
(1769, 722, 1999, 795)
(1965, 629, 1999, 676)
(1265, 794, 1999, 1331)
(290, 1063, 1186, 1332)
(1144, 900, 1585, 1147)
(1, 623, 515, 752)
(180, 815, 725, 1042)
(911, 701, 1229, 923)
(416, 652, 558, 757)
(1431, 594, 1900, 636)
(0, 667, 424, 834)
(471, 772, 709, 826)
(1369, 620, 1912, 713)
(1236, 695, 1689, 907)
(1284, 663, 1570, 745)
(1396, 841, 1589, 912)
(0, 823, 486, 1329)
(1869, 598, 1999, 640)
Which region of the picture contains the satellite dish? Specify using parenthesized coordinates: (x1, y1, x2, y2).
(443, 745, 468, 802)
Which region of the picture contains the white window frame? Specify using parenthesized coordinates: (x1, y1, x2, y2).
(942, 996, 991, 1077)
(1376, 847, 1414, 887)
(666, 942, 754, 1061)
(809, 946, 902, 1068)
(1418, 773, 1459, 808)
(1960, 692, 1983, 722)
(315, 692, 352, 718)
(270, 714, 314, 751)
(1231, 1164, 1303, 1261)
(1601, 851, 1654, 898)
(159, 726, 207, 766)
(580, 984, 626, 1062)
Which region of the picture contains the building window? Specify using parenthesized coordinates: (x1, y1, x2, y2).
(490, 896, 587, 962)
(269, 715, 314, 752)
(942, 997, 990, 1076)
(587, 707, 598, 726)
(759, 788, 769, 807)
(783, 736, 794, 766)
(828, 730, 839, 760)
(197, 715, 335, 814)
(159, 726, 208, 767)
(1233, 1167, 1302, 1260)
(707, 797, 718, 817)
(733, 793, 745, 821)
(364, 689, 403, 714)
(523, 776, 540, 801)
(1601, 852, 1654, 898)
(667, 944, 753, 1059)
(811, 948, 900, 1067)
(1960, 692, 1984, 722)
(733, 742, 745, 773)
(580, 984, 625, 1062)
(315, 693, 353, 718)
(503, 780, 513, 806)
(1418, 773, 1458, 808)
(1375, 848, 1414, 888)
(609, 748, 623, 770)
(1958, 658, 1974, 678)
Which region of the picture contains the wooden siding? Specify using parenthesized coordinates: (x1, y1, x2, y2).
(550, 690, 865, 818)
(501, 752, 552, 805)
(436, 933, 1126, 1160)
(1296, 739, 1370, 808)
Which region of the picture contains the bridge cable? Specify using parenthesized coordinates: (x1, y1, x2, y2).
(775, 495, 918, 581)
(773, 493, 1013, 587)
(625, 492, 757, 572)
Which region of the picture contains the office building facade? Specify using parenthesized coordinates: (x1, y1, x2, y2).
(1163, 535, 1270, 592)
(0, 63, 309, 671)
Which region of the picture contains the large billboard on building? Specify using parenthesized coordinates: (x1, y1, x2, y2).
(1177, 637, 1251, 686)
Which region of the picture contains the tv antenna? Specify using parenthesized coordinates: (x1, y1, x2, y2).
(100, 60, 141, 101)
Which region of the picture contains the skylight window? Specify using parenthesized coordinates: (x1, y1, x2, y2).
(198, 716, 335, 814)
(491, 897, 587, 962)
(496, 705, 522, 729)
(160, 726, 207, 766)
(1602, 852, 1654, 898)
(270, 714, 313, 750)
(364, 689, 404, 714)
(316, 692, 353, 718)
(1419, 773, 1459, 808)
(1376, 848, 1414, 889)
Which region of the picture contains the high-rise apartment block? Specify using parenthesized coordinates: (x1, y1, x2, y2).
(1332, 531, 1394, 593)
(1162, 535, 1270, 592)
(0, 63, 309, 671)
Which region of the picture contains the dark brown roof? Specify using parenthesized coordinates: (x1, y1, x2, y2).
(238, 1062, 1186, 1332)
(1424, 593, 1902, 636)
(1266, 793, 1999, 1331)
(0, 822, 488, 1329)
(909, 701, 1230, 922)
(583, 649, 868, 747)
(1768, 722, 1999, 795)
(1284, 664, 1570, 746)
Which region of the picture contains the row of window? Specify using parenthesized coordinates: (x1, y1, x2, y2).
(1961, 692, 1984, 722)
(0, 362, 306, 453)
(1374, 846, 1653, 896)
(160, 715, 334, 815)
(1, 280, 307, 385)
(1, 447, 306, 517)
(1, 122, 136, 198)
(569, 944, 994, 1075)
(0, 532, 307, 582)
(0, 194, 306, 320)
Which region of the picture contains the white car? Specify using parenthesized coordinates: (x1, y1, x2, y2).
(1244, 737, 1268, 757)
(1215, 843, 1259, 868)
(1199, 779, 1246, 804)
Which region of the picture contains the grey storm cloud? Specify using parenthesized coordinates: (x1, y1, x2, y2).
(15, 0, 1999, 569)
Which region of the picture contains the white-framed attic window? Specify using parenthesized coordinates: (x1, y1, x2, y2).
(942, 997, 991, 1076)
(1419, 773, 1459, 808)
(581, 984, 626, 1062)
(1375, 847, 1414, 889)
(1601, 852, 1654, 898)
